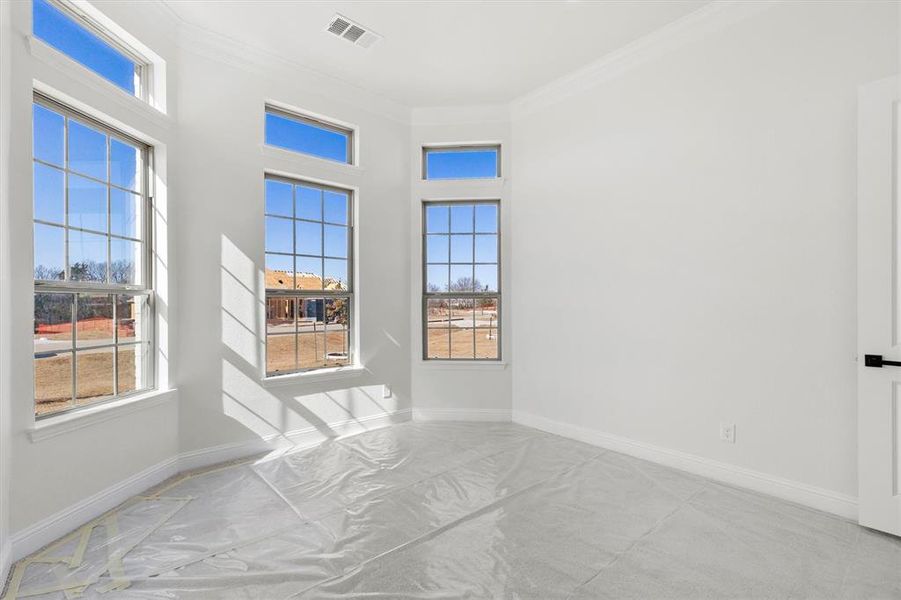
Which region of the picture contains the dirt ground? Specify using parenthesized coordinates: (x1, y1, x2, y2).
(427, 327, 498, 359)
(35, 349, 139, 416)
(267, 330, 350, 375)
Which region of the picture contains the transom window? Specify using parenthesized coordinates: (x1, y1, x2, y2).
(423, 145, 500, 180)
(265, 105, 354, 164)
(32, 94, 153, 417)
(32, 0, 146, 97)
(423, 200, 500, 360)
(265, 176, 353, 376)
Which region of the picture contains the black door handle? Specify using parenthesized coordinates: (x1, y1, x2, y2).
(864, 354, 901, 368)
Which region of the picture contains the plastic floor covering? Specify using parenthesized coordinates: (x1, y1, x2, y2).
(3, 421, 900, 599)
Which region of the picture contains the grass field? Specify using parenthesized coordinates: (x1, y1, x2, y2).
(35, 349, 139, 416)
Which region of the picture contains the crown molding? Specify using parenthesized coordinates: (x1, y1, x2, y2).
(510, 0, 781, 119)
(152, 0, 411, 125)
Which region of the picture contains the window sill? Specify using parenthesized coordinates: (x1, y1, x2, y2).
(416, 361, 507, 371)
(29, 36, 170, 130)
(28, 388, 178, 443)
(262, 365, 367, 388)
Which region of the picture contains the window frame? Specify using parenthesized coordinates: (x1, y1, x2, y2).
(32, 92, 156, 419)
(421, 144, 502, 180)
(264, 174, 355, 378)
(264, 105, 355, 166)
(32, 0, 152, 101)
(421, 199, 502, 362)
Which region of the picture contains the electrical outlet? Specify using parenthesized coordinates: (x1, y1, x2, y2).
(382, 384, 392, 399)
(720, 423, 736, 444)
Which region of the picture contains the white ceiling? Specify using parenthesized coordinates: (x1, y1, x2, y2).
(160, 0, 709, 107)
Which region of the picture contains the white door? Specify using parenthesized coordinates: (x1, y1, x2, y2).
(858, 75, 901, 536)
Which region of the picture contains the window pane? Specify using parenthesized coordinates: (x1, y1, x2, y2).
(35, 351, 73, 415)
(110, 188, 141, 239)
(110, 138, 140, 191)
(265, 216, 293, 253)
(450, 235, 473, 263)
(34, 163, 64, 224)
(449, 264, 474, 291)
(324, 191, 348, 225)
(266, 296, 296, 375)
(296, 185, 321, 221)
(425, 147, 498, 180)
(34, 223, 65, 280)
(68, 120, 107, 181)
(75, 347, 114, 403)
(450, 204, 474, 233)
(298, 298, 323, 328)
(426, 205, 449, 233)
(76, 293, 113, 348)
(475, 328, 499, 359)
(296, 256, 322, 290)
(427, 329, 450, 359)
(325, 298, 350, 366)
(426, 235, 449, 263)
(426, 299, 450, 329)
(451, 298, 475, 329)
(265, 254, 294, 289)
(68, 173, 107, 233)
(267, 334, 296, 375)
(475, 204, 498, 233)
(427, 264, 449, 293)
(324, 258, 348, 290)
(265, 180, 292, 217)
(265, 110, 350, 163)
(33, 0, 138, 94)
(298, 333, 327, 369)
(267, 297, 296, 334)
(324, 225, 347, 258)
(116, 294, 147, 344)
(34, 293, 73, 353)
(33, 103, 64, 166)
(474, 264, 498, 293)
(474, 235, 498, 263)
(69, 229, 107, 282)
(117, 343, 148, 394)
(296, 220, 322, 256)
(111, 238, 140, 285)
(450, 328, 475, 359)
(474, 298, 499, 327)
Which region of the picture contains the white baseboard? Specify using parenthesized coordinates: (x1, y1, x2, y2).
(9, 455, 180, 562)
(512, 410, 859, 521)
(9, 408, 411, 564)
(413, 407, 512, 422)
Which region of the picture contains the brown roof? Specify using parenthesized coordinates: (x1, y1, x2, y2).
(265, 269, 345, 291)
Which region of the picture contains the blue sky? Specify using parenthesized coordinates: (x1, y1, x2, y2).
(266, 113, 349, 163)
(426, 149, 498, 180)
(33, 0, 136, 94)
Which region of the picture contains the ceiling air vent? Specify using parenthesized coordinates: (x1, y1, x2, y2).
(325, 14, 382, 49)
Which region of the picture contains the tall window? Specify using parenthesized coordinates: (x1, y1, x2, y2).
(265, 176, 353, 376)
(32, 94, 153, 417)
(32, 0, 147, 98)
(423, 201, 500, 360)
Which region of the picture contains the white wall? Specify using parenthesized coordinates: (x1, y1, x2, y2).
(173, 31, 413, 456)
(0, 0, 14, 583)
(511, 1, 898, 499)
(409, 106, 513, 419)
